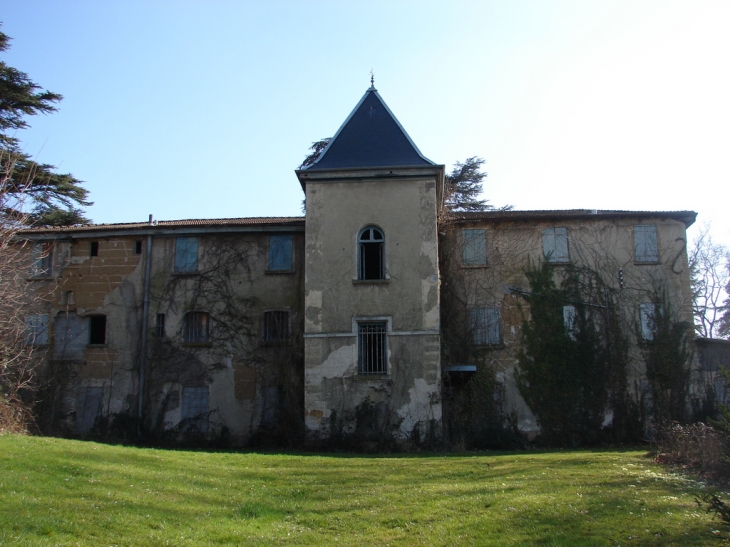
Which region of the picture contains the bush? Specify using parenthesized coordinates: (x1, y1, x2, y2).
(653, 421, 728, 478)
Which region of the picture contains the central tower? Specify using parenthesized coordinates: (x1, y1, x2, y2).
(296, 85, 444, 447)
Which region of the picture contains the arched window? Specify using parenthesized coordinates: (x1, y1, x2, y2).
(358, 226, 384, 280)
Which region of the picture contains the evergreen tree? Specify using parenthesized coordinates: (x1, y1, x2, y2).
(444, 156, 489, 212)
(0, 24, 91, 225)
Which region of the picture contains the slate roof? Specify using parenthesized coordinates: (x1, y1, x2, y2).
(448, 209, 697, 227)
(302, 86, 435, 170)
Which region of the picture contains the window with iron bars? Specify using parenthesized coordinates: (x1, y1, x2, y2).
(358, 322, 387, 375)
(262, 310, 290, 343)
(183, 311, 209, 343)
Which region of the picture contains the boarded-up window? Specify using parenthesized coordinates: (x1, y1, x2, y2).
(634, 225, 659, 263)
(268, 235, 293, 271)
(640, 302, 657, 340)
(358, 322, 387, 375)
(543, 227, 570, 263)
(358, 227, 384, 280)
(183, 311, 209, 343)
(25, 315, 49, 346)
(89, 315, 106, 345)
(462, 229, 487, 265)
(76, 386, 103, 434)
(563, 305, 577, 340)
(262, 310, 289, 343)
(30, 242, 52, 277)
(174, 237, 198, 273)
(471, 308, 500, 345)
(54, 312, 88, 359)
(181, 386, 209, 433)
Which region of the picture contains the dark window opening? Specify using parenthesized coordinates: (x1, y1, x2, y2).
(134, 240, 143, 254)
(90, 241, 99, 257)
(358, 322, 387, 375)
(155, 313, 166, 337)
(358, 227, 384, 280)
(89, 315, 107, 345)
(263, 310, 290, 342)
(183, 311, 209, 343)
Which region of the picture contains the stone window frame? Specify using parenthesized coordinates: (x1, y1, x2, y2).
(352, 315, 392, 377)
(357, 226, 386, 281)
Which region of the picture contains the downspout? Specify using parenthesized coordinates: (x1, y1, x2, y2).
(137, 214, 154, 435)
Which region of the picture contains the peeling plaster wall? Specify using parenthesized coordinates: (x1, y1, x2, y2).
(33, 231, 305, 444)
(440, 216, 694, 438)
(303, 176, 442, 445)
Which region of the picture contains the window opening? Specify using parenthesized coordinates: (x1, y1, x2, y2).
(358, 227, 384, 280)
(543, 227, 570, 263)
(90, 241, 99, 257)
(183, 311, 209, 343)
(155, 313, 166, 337)
(181, 386, 209, 433)
(563, 305, 577, 340)
(54, 312, 87, 359)
(134, 240, 143, 254)
(462, 229, 487, 265)
(89, 315, 107, 345)
(76, 386, 103, 434)
(175, 237, 198, 272)
(639, 302, 657, 340)
(25, 315, 49, 346)
(358, 322, 387, 375)
(263, 310, 290, 342)
(471, 308, 500, 345)
(268, 235, 293, 271)
(634, 225, 659, 263)
(30, 242, 52, 277)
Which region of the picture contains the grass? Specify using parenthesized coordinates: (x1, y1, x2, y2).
(0, 436, 726, 546)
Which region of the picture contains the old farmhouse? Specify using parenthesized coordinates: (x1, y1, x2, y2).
(20, 85, 704, 447)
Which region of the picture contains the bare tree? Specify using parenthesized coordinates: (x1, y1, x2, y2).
(0, 151, 44, 432)
(689, 225, 730, 338)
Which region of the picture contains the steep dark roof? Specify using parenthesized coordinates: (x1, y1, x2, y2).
(302, 87, 435, 170)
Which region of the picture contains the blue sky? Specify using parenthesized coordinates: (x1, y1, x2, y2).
(3, 1, 729, 247)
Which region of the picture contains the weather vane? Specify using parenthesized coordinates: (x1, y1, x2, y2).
(370, 69, 375, 88)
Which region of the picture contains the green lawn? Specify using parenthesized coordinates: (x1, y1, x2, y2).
(0, 436, 725, 546)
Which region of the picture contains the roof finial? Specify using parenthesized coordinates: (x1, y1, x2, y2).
(369, 69, 375, 90)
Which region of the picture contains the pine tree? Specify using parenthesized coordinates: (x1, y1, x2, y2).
(0, 24, 91, 225)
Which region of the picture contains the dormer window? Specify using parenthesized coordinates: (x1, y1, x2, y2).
(358, 227, 384, 280)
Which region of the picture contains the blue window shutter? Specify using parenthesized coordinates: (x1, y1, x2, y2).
(634, 225, 659, 263)
(543, 228, 569, 262)
(471, 308, 500, 345)
(462, 229, 486, 265)
(268, 235, 293, 271)
(175, 237, 198, 272)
